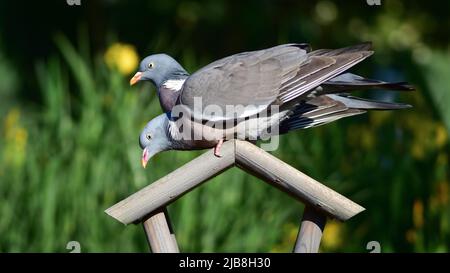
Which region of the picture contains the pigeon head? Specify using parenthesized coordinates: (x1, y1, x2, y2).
(139, 114, 172, 168)
(130, 54, 188, 88)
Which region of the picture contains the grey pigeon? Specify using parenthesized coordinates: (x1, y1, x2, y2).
(130, 54, 189, 112)
(136, 43, 413, 168)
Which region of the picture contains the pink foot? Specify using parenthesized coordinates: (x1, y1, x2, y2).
(214, 139, 224, 157)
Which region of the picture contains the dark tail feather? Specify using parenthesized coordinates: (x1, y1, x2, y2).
(321, 73, 415, 93)
(280, 93, 411, 132)
(327, 94, 412, 110)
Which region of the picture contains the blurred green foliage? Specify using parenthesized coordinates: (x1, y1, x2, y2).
(0, 1, 449, 252)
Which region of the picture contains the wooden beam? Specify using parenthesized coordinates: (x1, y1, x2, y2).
(234, 140, 365, 221)
(105, 140, 235, 225)
(294, 206, 327, 253)
(142, 207, 180, 253)
(106, 139, 365, 225)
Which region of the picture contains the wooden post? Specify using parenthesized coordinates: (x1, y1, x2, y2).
(142, 207, 180, 253)
(294, 206, 327, 253)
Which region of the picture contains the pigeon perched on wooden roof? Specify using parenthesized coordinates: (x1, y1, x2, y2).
(130, 54, 189, 112)
(134, 43, 414, 168)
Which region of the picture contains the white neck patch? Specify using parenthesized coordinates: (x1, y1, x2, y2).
(162, 79, 186, 92)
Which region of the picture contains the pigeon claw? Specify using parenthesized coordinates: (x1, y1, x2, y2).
(214, 139, 224, 158)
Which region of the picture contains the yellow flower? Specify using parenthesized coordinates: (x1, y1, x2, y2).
(435, 124, 448, 148)
(2, 108, 28, 167)
(104, 43, 139, 75)
(321, 220, 343, 250)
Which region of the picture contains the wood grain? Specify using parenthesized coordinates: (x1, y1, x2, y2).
(107, 139, 364, 226)
(294, 206, 327, 253)
(234, 140, 365, 221)
(142, 207, 179, 253)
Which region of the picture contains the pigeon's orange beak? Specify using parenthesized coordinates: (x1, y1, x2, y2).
(130, 72, 143, 86)
(141, 147, 150, 168)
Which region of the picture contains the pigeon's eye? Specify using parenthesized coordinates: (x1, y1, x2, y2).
(147, 62, 155, 69)
(146, 134, 152, 140)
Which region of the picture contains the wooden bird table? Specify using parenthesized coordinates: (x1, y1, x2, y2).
(105, 140, 364, 253)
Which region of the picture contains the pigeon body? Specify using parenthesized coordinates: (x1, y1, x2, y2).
(135, 43, 414, 167)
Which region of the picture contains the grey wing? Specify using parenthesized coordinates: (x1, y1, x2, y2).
(179, 43, 374, 122)
(179, 44, 310, 121)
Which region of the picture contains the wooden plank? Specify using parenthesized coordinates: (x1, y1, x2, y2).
(142, 207, 179, 253)
(234, 140, 365, 221)
(105, 140, 235, 224)
(294, 206, 327, 253)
